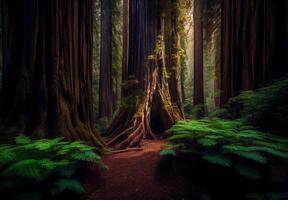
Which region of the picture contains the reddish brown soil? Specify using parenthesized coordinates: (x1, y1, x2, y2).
(83, 140, 193, 200)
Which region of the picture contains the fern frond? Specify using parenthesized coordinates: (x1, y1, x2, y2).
(234, 164, 260, 180)
(197, 138, 218, 147)
(15, 135, 31, 145)
(0, 149, 17, 167)
(72, 151, 101, 162)
(202, 154, 232, 167)
(160, 149, 176, 156)
(50, 179, 85, 195)
(1, 159, 44, 180)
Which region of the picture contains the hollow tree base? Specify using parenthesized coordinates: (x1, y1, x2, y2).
(106, 70, 182, 149)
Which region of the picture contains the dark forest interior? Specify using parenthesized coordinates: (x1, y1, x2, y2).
(0, 0, 288, 200)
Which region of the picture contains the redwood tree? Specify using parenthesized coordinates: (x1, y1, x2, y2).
(99, 0, 115, 118)
(121, 0, 129, 88)
(0, 0, 104, 147)
(107, 0, 183, 149)
(164, 0, 185, 118)
(221, 0, 288, 105)
(193, 0, 205, 116)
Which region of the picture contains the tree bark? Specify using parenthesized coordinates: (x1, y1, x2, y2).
(106, 0, 183, 149)
(99, 0, 115, 118)
(221, 0, 288, 105)
(0, 0, 104, 148)
(193, 0, 205, 117)
(121, 0, 129, 94)
(164, 0, 185, 118)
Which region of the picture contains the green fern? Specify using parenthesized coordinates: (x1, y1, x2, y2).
(72, 151, 101, 162)
(160, 149, 176, 156)
(202, 154, 232, 167)
(50, 179, 85, 195)
(15, 134, 31, 145)
(0, 148, 17, 167)
(1, 159, 44, 180)
(163, 118, 288, 180)
(0, 135, 104, 199)
(197, 138, 218, 147)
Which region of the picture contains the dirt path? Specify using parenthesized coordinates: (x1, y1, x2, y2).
(83, 140, 193, 200)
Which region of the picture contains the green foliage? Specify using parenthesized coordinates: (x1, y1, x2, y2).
(159, 149, 176, 156)
(162, 118, 288, 180)
(50, 179, 85, 195)
(212, 77, 288, 133)
(0, 135, 104, 199)
(202, 154, 232, 167)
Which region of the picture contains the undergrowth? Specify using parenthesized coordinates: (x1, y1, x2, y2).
(0, 135, 105, 200)
(210, 77, 288, 133)
(161, 118, 288, 180)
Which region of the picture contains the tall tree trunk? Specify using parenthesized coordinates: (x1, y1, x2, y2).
(193, 0, 205, 117)
(106, 0, 183, 149)
(121, 0, 129, 95)
(221, 0, 288, 105)
(0, 0, 104, 148)
(99, 0, 115, 118)
(164, 0, 185, 118)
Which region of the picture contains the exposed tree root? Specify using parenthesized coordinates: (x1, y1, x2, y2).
(106, 68, 182, 149)
(111, 147, 143, 154)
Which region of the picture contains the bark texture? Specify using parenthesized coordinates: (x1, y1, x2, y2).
(164, 0, 185, 118)
(193, 0, 205, 116)
(0, 0, 104, 147)
(106, 0, 183, 149)
(221, 0, 288, 105)
(99, 0, 115, 118)
(121, 0, 129, 96)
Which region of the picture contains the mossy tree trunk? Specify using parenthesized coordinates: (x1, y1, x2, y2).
(0, 0, 104, 148)
(107, 0, 183, 149)
(164, 0, 185, 118)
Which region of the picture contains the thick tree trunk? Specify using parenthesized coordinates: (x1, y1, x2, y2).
(99, 0, 115, 118)
(0, 0, 104, 148)
(193, 0, 205, 117)
(164, 0, 185, 118)
(106, 0, 183, 149)
(221, 0, 288, 105)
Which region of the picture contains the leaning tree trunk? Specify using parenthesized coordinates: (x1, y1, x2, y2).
(106, 0, 183, 149)
(0, 0, 104, 148)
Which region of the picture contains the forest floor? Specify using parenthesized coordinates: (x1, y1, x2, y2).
(82, 140, 194, 200)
